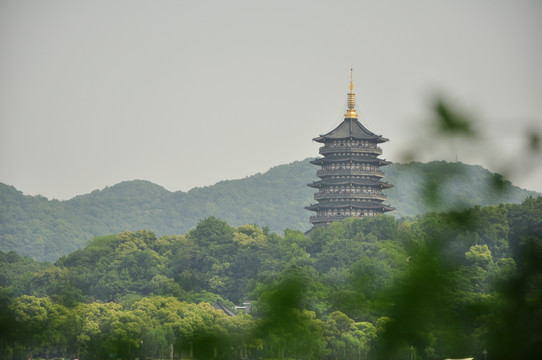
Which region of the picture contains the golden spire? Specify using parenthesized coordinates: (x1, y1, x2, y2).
(345, 68, 358, 119)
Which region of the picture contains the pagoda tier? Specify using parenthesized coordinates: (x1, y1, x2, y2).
(306, 202, 395, 212)
(308, 178, 393, 189)
(307, 201, 395, 226)
(310, 156, 392, 166)
(313, 117, 389, 143)
(306, 70, 394, 230)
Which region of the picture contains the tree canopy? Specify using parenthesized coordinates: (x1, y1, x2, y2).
(1, 196, 540, 359)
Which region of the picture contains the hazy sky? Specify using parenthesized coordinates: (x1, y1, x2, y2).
(1, 0, 541, 200)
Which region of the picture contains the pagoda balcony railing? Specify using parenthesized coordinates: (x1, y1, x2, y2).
(319, 146, 383, 155)
(313, 193, 387, 201)
(310, 214, 379, 223)
(310, 215, 352, 223)
(316, 169, 385, 177)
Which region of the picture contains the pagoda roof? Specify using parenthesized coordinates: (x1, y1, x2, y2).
(305, 202, 395, 212)
(314, 118, 389, 143)
(311, 156, 391, 166)
(308, 178, 393, 189)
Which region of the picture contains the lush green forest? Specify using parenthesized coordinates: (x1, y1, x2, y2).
(1, 196, 541, 360)
(0, 160, 537, 261)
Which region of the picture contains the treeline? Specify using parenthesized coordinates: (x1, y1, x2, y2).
(1, 196, 541, 359)
(1, 160, 537, 262)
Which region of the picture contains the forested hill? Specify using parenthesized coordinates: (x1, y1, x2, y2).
(0, 160, 538, 261)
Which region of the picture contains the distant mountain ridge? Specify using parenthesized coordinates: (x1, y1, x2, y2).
(0, 160, 538, 261)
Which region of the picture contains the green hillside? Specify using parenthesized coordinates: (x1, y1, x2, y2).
(0, 160, 538, 261)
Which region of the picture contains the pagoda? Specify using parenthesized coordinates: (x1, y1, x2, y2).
(306, 70, 394, 229)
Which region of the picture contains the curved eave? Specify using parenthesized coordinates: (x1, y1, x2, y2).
(306, 202, 394, 211)
(313, 118, 389, 143)
(308, 179, 393, 188)
(314, 135, 389, 144)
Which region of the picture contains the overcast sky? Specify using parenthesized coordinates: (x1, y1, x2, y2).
(1, 0, 541, 200)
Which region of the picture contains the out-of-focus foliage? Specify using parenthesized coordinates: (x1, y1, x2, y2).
(1, 160, 537, 261)
(375, 96, 542, 360)
(1, 196, 540, 359)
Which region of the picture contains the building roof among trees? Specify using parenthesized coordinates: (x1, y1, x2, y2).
(213, 299, 236, 316)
